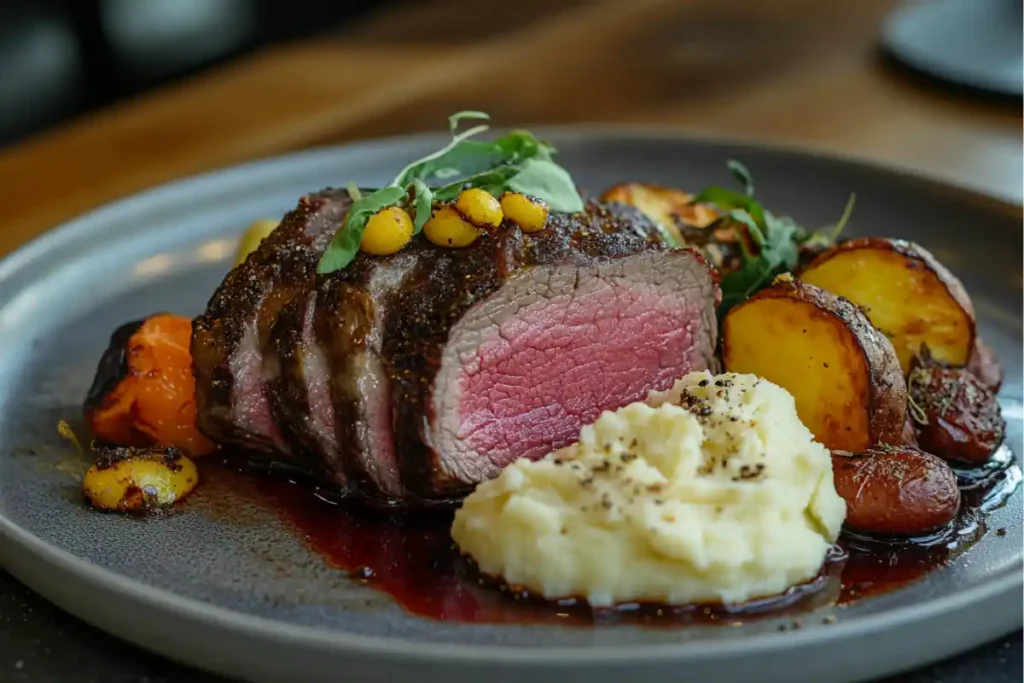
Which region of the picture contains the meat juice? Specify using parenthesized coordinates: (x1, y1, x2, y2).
(202, 447, 1020, 627)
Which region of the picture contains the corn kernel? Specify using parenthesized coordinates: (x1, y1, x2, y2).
(500, 193, 549, 233)
(361, 206, 414, 256)
(424, 205, 482, 248)
(455, 188, 503, 229)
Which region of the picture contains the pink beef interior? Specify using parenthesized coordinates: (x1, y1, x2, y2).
(431, 251, 716, 485)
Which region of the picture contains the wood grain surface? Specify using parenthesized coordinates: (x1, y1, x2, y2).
(0, 0, 1018, 256)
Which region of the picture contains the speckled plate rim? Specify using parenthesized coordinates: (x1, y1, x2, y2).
(0, 127, 1021, 672)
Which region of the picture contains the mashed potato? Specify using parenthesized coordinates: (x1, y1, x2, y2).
(451, 371, 846, 606)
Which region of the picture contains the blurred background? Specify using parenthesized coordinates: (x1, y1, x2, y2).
(0, 0, 386, 145)
(0, 0, 1020, 250)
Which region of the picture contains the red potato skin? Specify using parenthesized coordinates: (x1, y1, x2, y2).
(831, 448, 960, 536)
(908, 354, 1005, 465)
(900, 411, 919, 448)
(967, 338, 1004, 393)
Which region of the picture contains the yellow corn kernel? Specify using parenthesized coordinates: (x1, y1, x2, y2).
(500, 193, 549, 233)
(233, 218, 280, 266)
(83, 450, 199, 513)
(424, 205, 482, 248)
(455, 188, 503, 229)
(361, 206, 414, 256)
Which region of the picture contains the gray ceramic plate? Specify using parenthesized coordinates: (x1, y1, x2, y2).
(0, 129, 1021, 683)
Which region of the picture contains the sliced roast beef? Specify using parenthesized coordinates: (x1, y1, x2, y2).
(193, 196, 720, 506)
(305, 201, 720, 504)
(191, 189, 352, 457)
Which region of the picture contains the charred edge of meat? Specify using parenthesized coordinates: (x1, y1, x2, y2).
(84, 319, 145, 411)
(94, 444, 185, 471)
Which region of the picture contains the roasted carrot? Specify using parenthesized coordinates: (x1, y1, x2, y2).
(84, 314, 215, 457)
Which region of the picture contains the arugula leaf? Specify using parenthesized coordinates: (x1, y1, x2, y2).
(316, 186, 406, 274)
(728, 209, 764, 250)
(408, 179, 433, 234)
(448, 110, 489, 132)
(821, 193, 856, 241)
(409, 131, 556, 188)
(694, 186, 766, 227)
(317, 112, 584, 274)
(697, 160, 852, 320)
(433, 165, 520, 201)
(394, 124, 491, 188)
(507, 158, 584, 213)
(727, 159, 755, 197)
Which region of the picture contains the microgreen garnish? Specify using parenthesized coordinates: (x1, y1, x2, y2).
(316, 112, 585, 274)
(695, 160, 856, 318)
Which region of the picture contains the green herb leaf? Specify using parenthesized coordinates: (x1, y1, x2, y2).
(318, 112, 583, 274)
(507, 158, 584, 213)
(727, 159, 755, 197)
(345, 182, 362, 202)
(820, 192, 856, 242)
(728, 209, 764, 249)
(408, 179, 433, 234)
(317, 186, 406, 274)
(448, 110, 490, 133)
(433, 165, 520, 201)
(693, 185, 754, 211)
(393, 124, 492, 188)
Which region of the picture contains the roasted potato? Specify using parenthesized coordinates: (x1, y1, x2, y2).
(83, 446, 198, 514)
(908, 349, 1005, 465)
(723, 278, 907, 452)
(967, 337, 1003, 393)
(599, 182, 718, 245)
(831, 448, 960, 536)
(800, 237, 975, 375)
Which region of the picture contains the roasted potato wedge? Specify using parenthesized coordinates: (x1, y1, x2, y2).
(831, 448, 960, 536)
(600, 182, 718, 244)
(800, 237, 975, 375)
(723, 278, 906, 452)
(908, 349, 1005, 465)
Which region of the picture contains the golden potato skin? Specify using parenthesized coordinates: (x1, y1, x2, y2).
(599, 182, 718, 244)
(831, 448, 960, 536)
(800, 237, 976, 375)
(908, 352, 1005, 465)
(723, 279, 906, 452)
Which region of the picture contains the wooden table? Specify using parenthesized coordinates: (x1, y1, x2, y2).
(0, 0, 1019, 258)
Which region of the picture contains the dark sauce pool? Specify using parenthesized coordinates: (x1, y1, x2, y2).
(205, 446, 1021, 627)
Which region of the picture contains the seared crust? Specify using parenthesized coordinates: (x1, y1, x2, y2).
(737, 279, 907, 448)
(265, 290, 324, 470)
(192, 189, 353, 452)
(316, 201, 719, 501)
(195, 195, 720, 505)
